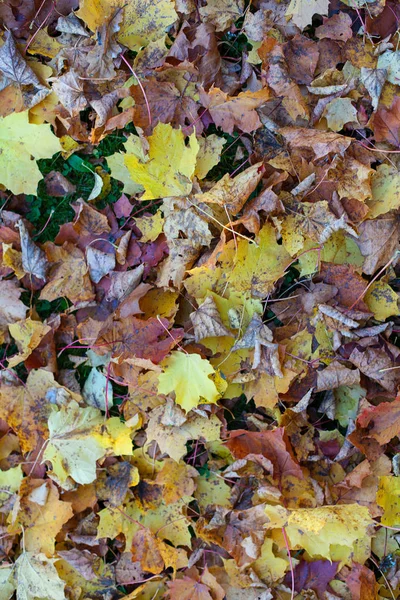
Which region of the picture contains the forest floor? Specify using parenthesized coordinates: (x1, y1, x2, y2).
(0, 0, 400, 599)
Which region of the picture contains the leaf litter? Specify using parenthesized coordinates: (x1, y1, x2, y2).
(0, 0, 400, 599)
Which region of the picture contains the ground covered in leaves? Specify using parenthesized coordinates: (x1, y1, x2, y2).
(0, 0, 400, 598)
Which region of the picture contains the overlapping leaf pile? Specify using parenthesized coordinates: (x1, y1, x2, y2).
(0, 0, 400, 598)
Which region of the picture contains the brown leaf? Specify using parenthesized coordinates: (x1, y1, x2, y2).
(105, 264, 144, 304)
(348, 341, 400, 394)
(0, 31, 50, 111)
(232, 314, 281, 375)
(40, 242, 94, 304)
(72, 201, 111, 237)
(157, 239, 200, 289)
(16, 220, 48, 282)
(318, 263, 368, 311)
(236, 186, 285, 234)
(263, 40, 309, 121)
(226, 428, 303, 481)
(200, 87, 270, 134)
(51, 70, 88, 116)
(196, 505, 269, 567)
(167, 567, 225, 600)
(356, 215, 400, 275)
(315, 12, 353, 42)
(371, 96, 400, 147)
(190, 296, 233, 342)
(131, 77, 200, 135)
(195, 162, 264, 216)
(316, 361, 360, 391)
(57, 549, 99, 581)
(44, 171, 76, 197)
(0, 370, 56, 452)
(280, 127, 352, 159)
(96, 461, 137, 507)
(0, 278, 27, 343)
(283, 35, 320, 85)
(95, 316, 184, 363)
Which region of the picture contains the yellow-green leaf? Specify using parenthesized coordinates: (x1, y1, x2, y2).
(43, 401, 133, 486)
(0, 111, 61, 195)
(158, 352, 220, 412)
(286, 504, 373, 565)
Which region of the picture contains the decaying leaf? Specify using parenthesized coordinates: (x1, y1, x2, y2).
(0, 1, 400, 596)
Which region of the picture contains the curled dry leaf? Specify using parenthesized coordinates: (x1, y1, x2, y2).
(190, 296, 233, 342)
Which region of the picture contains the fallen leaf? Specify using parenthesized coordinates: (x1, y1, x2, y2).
(82, 368, 113, 411)
(86, 246, 116, 283)
(195, 162, 264, 216)
(158, 352, 221, 412)
(166, 567, 225, 600)
(124, 123, 199, 199)
(286, 0, 329, 30)
(8, 318, 51, 367)
(10, 552, 66, 600)
(371, 96, 400, 146)
(190, 296, 233, 342)
(17, 219, 48, 282)
(323, 97, 359, 132)
(146, 401, 221, 461)
(199, 0, 244, 32)
(0, 279, 27, 343)
(195, 134, 226, 179)
(364, 281, 398, 321)
(286, 504, 373, 564)
(368, 164, 400, 218)
(9, 479, 73, 554)
(43, 401, 133, 486)
(0, 111, 61, 195)
(200, 87, 270, 134)
(118, 0, 178, 51)
(226, 428, 303, 481)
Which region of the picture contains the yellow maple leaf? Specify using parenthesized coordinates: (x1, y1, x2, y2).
(135, 210, 165, 242)
(146, 401, 222, 461)
(0, 111, 61, 195)
(78, 0, 178, 51)
(8, 480, 73, 555)
(76, 0, 121, 31)
(221, 222, 292, 298)
(253, 537, 288, 583)
(124, 123, 199, 200)
(285, 504, 373, 565)
(118, 0, 178, 51)
(364, 281, 399, 321)
(158, 351, 221, 412)
(377, 476, 400, 526)
(8, 318, 51, 367)
(43, 401, 135, 487)
(194, 134, 226, 179)
(98, 496, 193, 548)
(368, 164, 400, 218)
(107, 134, 145, 195)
